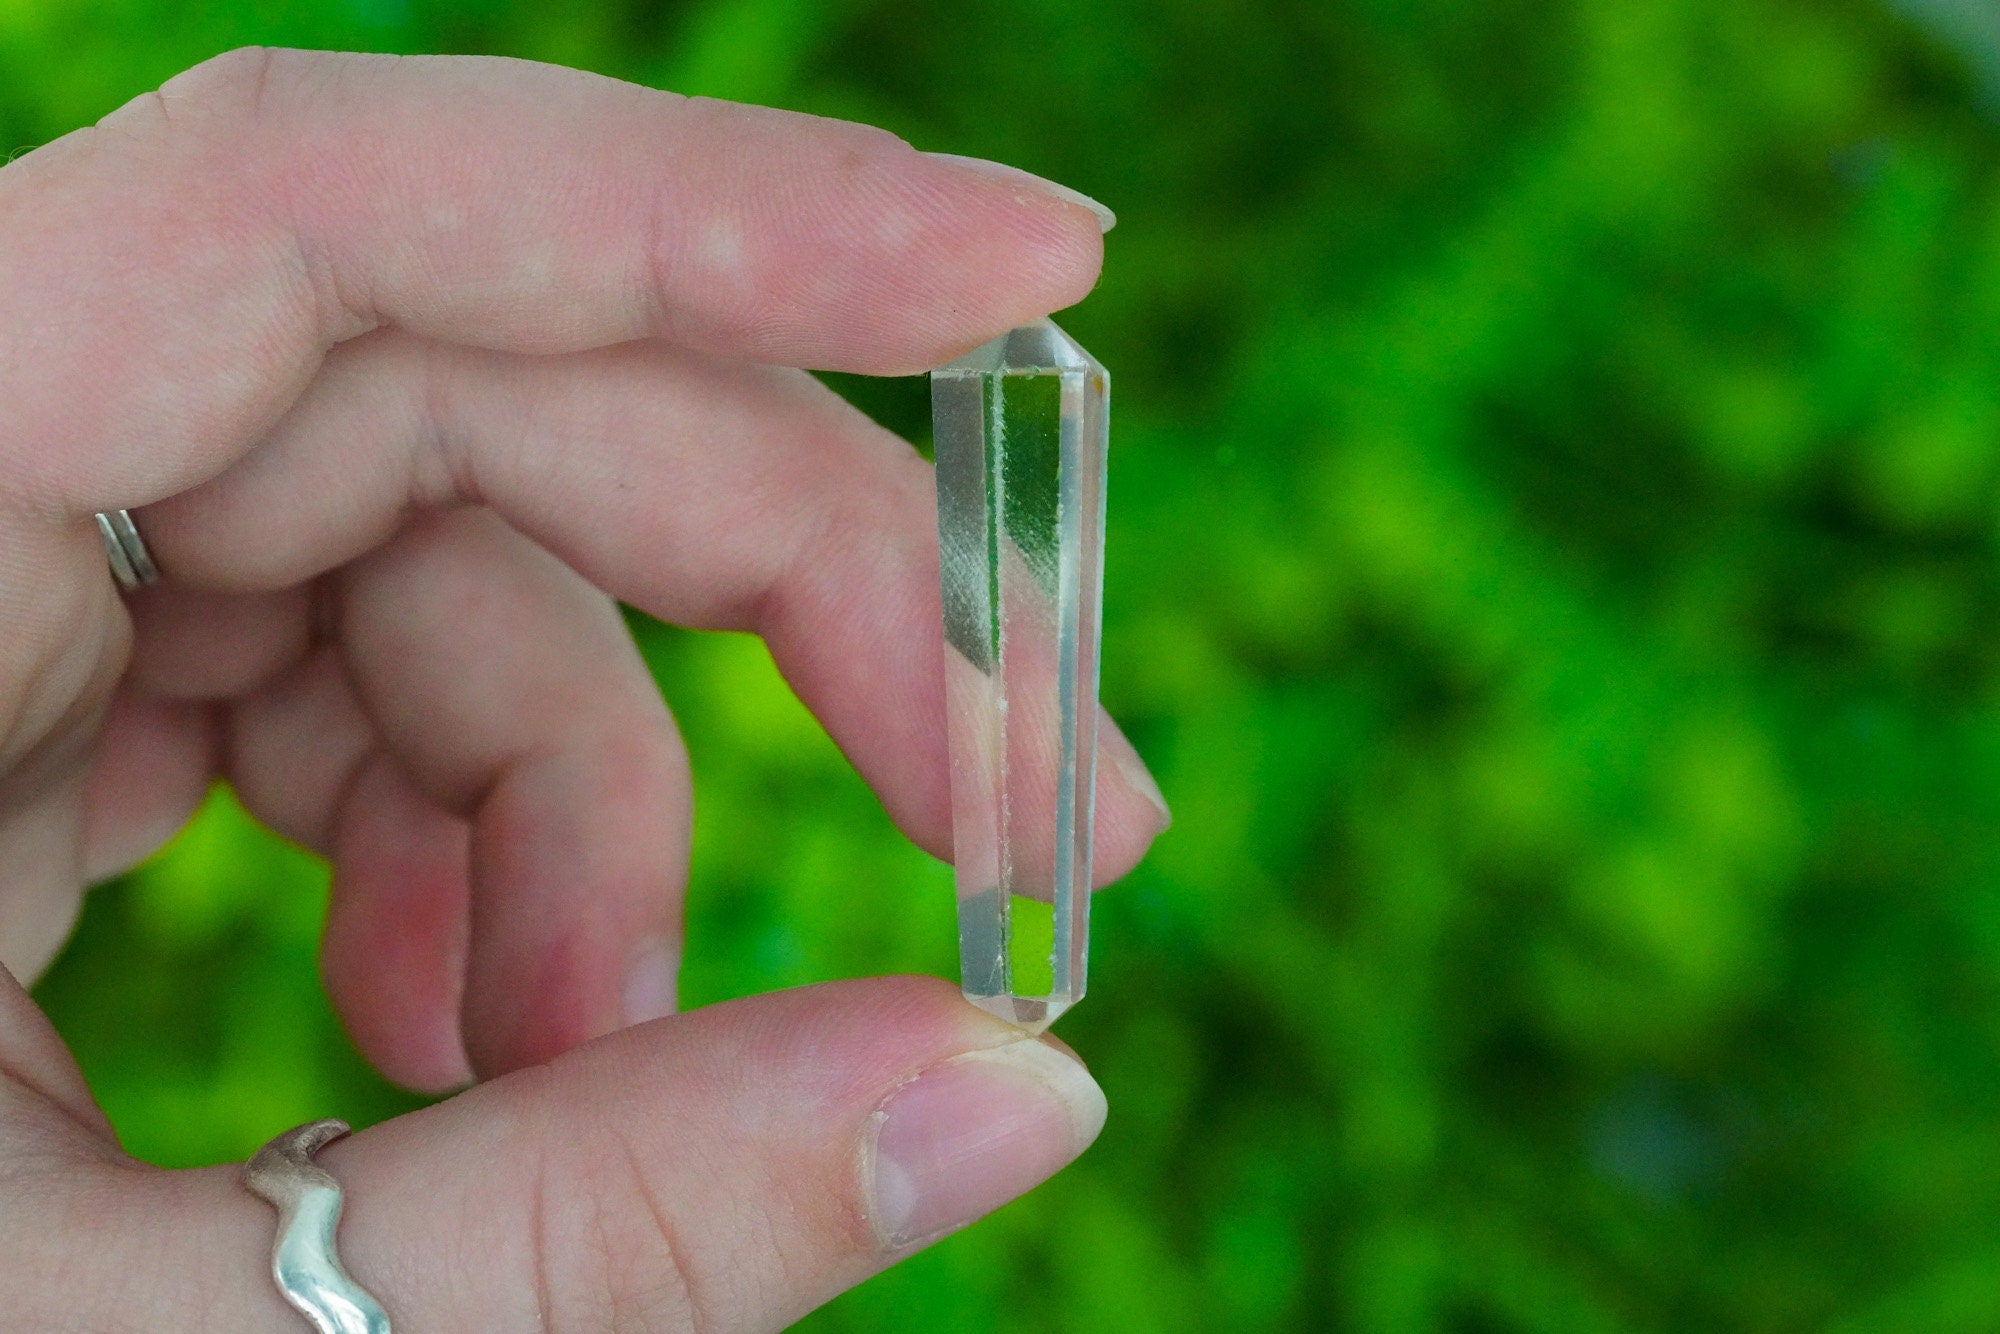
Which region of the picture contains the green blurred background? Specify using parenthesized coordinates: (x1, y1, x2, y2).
(15, 0, 2000, 1327)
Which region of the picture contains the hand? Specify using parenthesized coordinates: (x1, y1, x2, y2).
(0, 49, 1168, 1330)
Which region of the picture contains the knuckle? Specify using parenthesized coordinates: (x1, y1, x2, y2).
(158, 46, 282, 117)
(84, 47, 378, 344)
(98, 46, 284, 141)
(537, 1129, 715, 1334)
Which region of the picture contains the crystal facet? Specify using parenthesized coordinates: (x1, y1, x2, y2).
(933, 320, 1108, 1032)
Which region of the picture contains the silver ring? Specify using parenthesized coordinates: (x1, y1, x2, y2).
(93, 509, 160, 590)
(242, 1119, 393, 1334)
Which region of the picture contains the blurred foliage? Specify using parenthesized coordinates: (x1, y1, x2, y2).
(18, 0, 2000, 1328)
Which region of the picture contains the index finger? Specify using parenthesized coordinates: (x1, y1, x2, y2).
(0, 48, 1105, 514)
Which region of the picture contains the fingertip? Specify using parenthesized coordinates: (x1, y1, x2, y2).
(922, 152, 1116, 233)
(387, 1046, 478, 1097)
(864, 1032, 1106, 1249)
(833, 148, 1107, 375)
(621, 939, 681, 1028)
(1101, 714, 1171, 832)
(1091, 712, 1170, 889)
(80, 690, 217, 883)
(323, 755, 477, 1093)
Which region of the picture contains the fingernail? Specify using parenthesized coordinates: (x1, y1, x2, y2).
(926, 152, 1117, 233)
(622, 940, 680, 1026)
(867, 1038, 1107, 1248)
(1101, 720, 1171, 831)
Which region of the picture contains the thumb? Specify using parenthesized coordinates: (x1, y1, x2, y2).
(19, 976, 1105, 1332)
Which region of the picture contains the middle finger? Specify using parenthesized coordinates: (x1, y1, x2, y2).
(136, 329, 1168, 880)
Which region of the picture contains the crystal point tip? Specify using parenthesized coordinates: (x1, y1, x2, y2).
(969, 993, 1071, 1034)
(938, 318, 1104, 377)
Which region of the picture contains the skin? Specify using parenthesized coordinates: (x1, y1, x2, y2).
(0, 49, 1167, 1331)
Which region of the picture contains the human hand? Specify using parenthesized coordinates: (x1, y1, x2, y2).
(0, 49, 1167, 1330)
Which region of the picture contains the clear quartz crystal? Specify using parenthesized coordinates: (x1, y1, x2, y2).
(932, 319, 1108, 1032)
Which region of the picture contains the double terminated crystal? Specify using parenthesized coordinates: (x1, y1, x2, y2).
(932, 320, 1108, 1032)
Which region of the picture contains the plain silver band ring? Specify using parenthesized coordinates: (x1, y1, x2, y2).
(242, 1119, 393, 1334)
(93, 509, 160, 591)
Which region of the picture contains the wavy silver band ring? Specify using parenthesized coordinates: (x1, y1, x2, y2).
(93, 509, 160, 591)
(242, 1119, 394, 1334)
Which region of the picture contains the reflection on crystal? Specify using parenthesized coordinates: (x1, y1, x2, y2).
(933, 320, 1109, 1032)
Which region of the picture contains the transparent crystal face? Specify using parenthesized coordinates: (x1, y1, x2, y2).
(932, 319, 1108, 1032)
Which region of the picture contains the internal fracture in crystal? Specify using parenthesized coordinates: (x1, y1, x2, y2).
(932, 320, 1109, 1032)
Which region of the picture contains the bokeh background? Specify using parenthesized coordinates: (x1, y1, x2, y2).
(14, 0, 2000, 1327)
